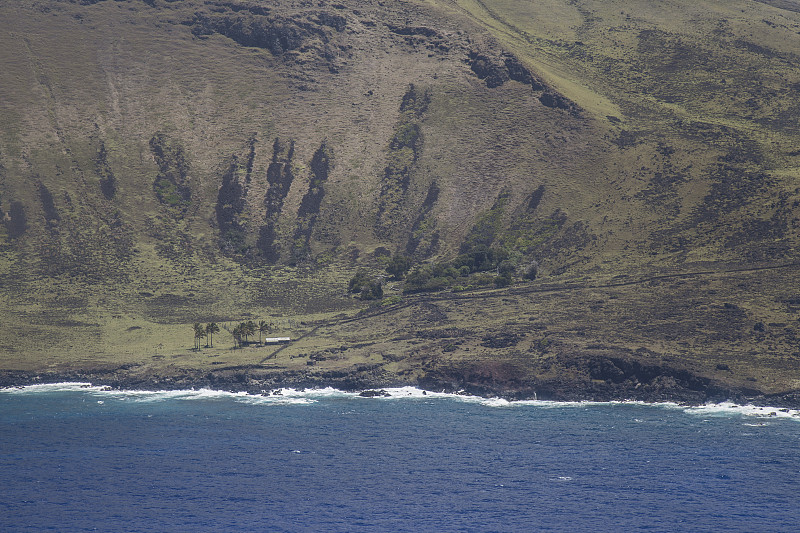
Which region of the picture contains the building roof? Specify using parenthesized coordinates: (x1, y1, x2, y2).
(263, 337, 291, 343)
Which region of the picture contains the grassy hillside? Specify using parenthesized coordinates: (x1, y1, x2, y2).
(1, 0, 799, 401)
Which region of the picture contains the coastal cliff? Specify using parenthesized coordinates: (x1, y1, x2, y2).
(1, 0, 799, 404)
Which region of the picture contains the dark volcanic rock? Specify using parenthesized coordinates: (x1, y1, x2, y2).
(186, 7, 344, 60)
(359, 389, 390, 397)
(468, 51, 545, 91)
(2, 351, 798, 410)
(539, 91, 578, 112)
(189, 13, 311, 55)
(480, 333, 521, 348)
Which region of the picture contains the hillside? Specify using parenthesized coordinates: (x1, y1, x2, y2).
(1, 0, 799, 404)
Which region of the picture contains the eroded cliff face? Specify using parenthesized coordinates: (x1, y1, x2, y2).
(0, 0, 605, 284)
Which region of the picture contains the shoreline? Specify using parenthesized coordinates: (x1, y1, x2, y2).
(2, 364, 799, 410)
(4, 380, 800, 420)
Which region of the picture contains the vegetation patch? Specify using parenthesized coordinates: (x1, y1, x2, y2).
(376, 84, 430, 239)
(292, 141, 333, 263)
(36, 191, 133, 279)
(403, 246, 512, 293)
(216, 137, 255, 256)
(95, 140, 116, 201)
(405, 181, 440, 260)
(460, 190, 510, 254)
(348, 268, 383, 300)
(150, 134, 192, 216)
(4, 201, 27, 240)
(257, 138, 295, 263)
(38, 183, 60, 224)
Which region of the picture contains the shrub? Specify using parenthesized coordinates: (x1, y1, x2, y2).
(524, 260, 539, 280)
(348, 269, 370, 293)
(360, 281, 383, 300)
(472, 273, 495, 286)
(405, 265, 432, 287)
(494, 274, 512, 288)
(381, 295, 403, 306)
(386, 254, 411, 280)
(498, 260, 515, 277)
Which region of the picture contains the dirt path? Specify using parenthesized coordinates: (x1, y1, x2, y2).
(258, 261, 799, 363)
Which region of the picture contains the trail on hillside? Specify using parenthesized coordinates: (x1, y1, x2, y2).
(258, 260, 800, 363)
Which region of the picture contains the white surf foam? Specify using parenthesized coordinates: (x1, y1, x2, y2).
(104, 387, 329, 406)
(355, 387, 515, 407)
(0, 382, 97, 394)
(1, 383, 322, 406)
(684, 402, 800, 420)
(3, 383, 799, 419)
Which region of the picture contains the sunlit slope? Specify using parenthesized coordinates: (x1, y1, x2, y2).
(0, 0, 613, 309)
(0, 0, 798, 396)
(440, 0, 800, 267)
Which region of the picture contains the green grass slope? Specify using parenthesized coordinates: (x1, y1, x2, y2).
(0, 0, 798, 402)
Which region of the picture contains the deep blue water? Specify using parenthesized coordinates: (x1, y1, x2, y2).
(1, 385, 799, 532)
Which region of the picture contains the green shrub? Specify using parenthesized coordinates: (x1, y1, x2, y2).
(472, 273, 495, 286)
(524, 259, 539, 280)
(524, 260, 539, 280)
(381, 295, 403, 306)
(386, 254, 411, 280)
(348, 269, 370, 293)
(494, 274, 512, 288)
(498, 260, 515, 277)
(360, 281, 383, 300)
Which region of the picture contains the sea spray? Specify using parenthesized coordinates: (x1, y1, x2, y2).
(4, 382, 799, 419)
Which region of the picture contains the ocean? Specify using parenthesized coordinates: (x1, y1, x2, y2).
(1, 384, 799, 532)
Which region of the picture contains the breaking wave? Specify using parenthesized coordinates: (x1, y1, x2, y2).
(2, 382, 799, 419)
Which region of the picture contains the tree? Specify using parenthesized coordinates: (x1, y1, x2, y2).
(348, 269, 370, 293)
(193, 322, 206, 350)
(245, 320, 257, 343)
(232, 324, 242, 348)
(237, 321, 256, 344)
(205, 322, 219, 347)
(386, 254, 411, 280)
(359, 280, 383, 300)
(524, 260, 539, 281)
(258, 320, 271, 343)
(405, 265, 432, 288)
(498, 260, 515, 277)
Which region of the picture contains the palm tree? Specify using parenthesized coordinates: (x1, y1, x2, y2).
(232, 324, 242, 348)
(206, 322, 219, 347)
(258, 320, 271, 344)
(241, 321, 256, 344)
(246, 320, 257, 339)
(193, 322, 205, 350)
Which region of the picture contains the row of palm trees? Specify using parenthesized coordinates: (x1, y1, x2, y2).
(192, 322, 219, 349)
(192, 320, 273, 350)
(230, 320, 274, 348)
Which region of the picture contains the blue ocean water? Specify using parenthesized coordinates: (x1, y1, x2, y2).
(1, 385, 799, 532)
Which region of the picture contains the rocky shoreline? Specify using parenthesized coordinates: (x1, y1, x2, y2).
(2, 361, 799, 410)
